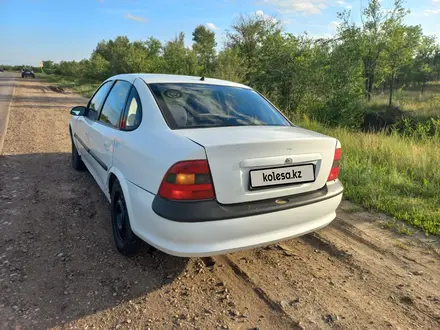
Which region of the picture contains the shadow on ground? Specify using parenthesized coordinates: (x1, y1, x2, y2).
(0, 152, 187, 329)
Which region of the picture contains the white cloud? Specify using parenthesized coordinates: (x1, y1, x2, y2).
(337, 1, 352, 9)
(310, 32, 333, 39)
(205, 23, 219, 30)
(433, 0, 440, 3)
(328, 20, 341, 33)
(261, 0, 328, 15)
(424, 9, 440, 16)
(254, 10, 278, 23)
(282, 18, 294, 25)
(124, 13, 147, 23)
(329, 20, 340, 29)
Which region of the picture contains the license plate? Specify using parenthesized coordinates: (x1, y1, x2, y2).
(250, 164, 315, 188)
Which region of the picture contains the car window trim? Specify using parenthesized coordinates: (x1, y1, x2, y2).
(86, 80, 115, 118)
(255, 91, 294, 127)
(120, 84, 143, 131)
(145, 82, 178, 129)
(96, 79, 133, 130)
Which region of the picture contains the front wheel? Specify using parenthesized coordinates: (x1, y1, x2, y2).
(111, 180, 142, 256)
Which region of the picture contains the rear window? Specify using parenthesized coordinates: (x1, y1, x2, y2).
(148, 83, 291, 129)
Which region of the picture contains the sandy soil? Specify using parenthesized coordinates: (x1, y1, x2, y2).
(1, 78, 439, 330)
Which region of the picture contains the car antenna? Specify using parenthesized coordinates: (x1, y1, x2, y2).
(200, 76, 205, 81)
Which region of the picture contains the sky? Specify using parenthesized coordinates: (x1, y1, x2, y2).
(1, 0, 439, 66)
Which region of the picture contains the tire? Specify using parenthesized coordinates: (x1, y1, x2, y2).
(32, 75, 35, 79)
(111, 180, 142, 256)
(71, 134, 86, 171)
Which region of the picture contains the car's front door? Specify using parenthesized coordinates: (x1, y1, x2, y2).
(74, 80, 114, 169)
(87, 80, 133, 190)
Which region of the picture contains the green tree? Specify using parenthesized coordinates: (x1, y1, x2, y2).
(192, 25, 217, 75)
(86, 53, 109, 80)
(382, 25, 421, 106)
(433, 47, 440, 81)
(413, 36, 437, 93)
(42, 60, 56, 74)
(226, 13, 280, 84)
(214, 48, 246, 82)
(340, 0, 409, 101)
(162, 32, 200, 75)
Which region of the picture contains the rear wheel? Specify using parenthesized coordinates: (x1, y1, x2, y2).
(111, 180, 142, 256)
(71, 133, 86, 171)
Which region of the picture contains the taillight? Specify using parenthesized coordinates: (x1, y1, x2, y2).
(327, 147, 342, 181)
(158, 160, 215, 201)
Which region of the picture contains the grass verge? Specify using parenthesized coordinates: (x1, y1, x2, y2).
(298, 116, 440, 235)
(39, 73, 100, 98)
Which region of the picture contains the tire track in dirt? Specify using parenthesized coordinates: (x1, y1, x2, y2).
(222, 211, 440, 329)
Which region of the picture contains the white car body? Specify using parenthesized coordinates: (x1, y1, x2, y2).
(69, 74, 343, 257)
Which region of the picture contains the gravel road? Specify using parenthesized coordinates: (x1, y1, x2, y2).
(1, 77, 439, 330)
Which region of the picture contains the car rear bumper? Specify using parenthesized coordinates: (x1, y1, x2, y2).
(126, 180, 343, 257)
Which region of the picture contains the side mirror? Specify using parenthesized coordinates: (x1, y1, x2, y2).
(70, 106, 87, 116)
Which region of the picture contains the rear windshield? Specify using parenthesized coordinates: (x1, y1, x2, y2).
(148, 83, 291, 129)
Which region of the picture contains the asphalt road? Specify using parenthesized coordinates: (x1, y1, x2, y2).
(0, 72, 17, 154)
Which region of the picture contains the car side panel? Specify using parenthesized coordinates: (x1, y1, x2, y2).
(111, 79, 207, 196)
(71, 116, 92, 164)
(87, 121, 116, 191)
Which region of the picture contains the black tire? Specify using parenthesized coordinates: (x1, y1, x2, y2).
(111, 180, 142, 256)
(32, 75, 35, 79)
(71, 134, 86, 171)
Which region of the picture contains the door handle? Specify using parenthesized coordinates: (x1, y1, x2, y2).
(103, 141, 110, 151)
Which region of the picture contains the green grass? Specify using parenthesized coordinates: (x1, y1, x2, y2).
(39, 73, 100, 98)
(369, 82, 440, 120)
(298, 116, 440, 235)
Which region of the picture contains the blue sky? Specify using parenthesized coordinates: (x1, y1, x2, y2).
(1, 0, 439, 65)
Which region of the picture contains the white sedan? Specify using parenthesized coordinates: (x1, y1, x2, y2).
(69, 74, 343, 257)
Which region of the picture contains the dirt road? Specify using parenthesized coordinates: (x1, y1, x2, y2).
(1, 77, 439, 330)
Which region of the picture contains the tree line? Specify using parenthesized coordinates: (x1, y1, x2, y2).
(5, 0, 440, 128)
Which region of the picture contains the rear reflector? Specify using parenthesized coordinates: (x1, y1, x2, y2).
(327, 147, 342, 181)
(158, 160, 215, 201)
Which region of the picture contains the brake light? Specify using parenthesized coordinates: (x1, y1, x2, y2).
(158, 160, 215, 200)
(327, 147, 342, 181)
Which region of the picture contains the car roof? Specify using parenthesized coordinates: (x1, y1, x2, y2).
(106, 73, 251, 89)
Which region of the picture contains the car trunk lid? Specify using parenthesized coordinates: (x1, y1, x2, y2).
(174, 126, 337, 204)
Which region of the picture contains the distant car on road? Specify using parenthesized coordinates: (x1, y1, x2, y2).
(21, 69, 35, 78)
(0, 68, 4, 72)
(69, 74, 343, 257)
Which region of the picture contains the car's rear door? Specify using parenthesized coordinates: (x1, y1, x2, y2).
(87, 80, 132, 190)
